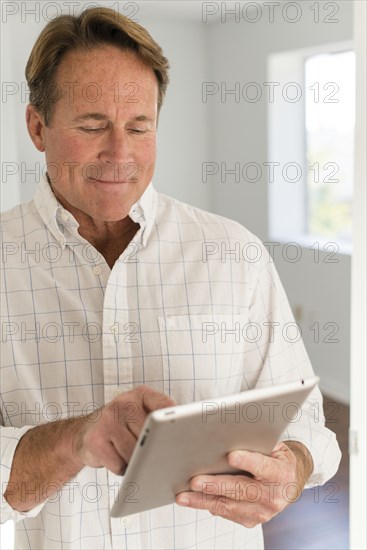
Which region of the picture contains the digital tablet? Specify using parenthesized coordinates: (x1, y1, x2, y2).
(111, 376, 319, 517)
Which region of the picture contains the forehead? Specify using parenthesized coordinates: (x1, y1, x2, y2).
(55, 45, 158, 107)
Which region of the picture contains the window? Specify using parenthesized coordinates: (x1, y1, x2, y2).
(305, 51, 355, 241)
(268, 44, 355, 253)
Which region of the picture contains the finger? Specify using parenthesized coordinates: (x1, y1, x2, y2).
(99, 422, 142, 475)
(110, 387, 175, 437)
(176, 492, 267, 528)
(111, 428, 138, 469)
(107, 399, 144, 437)
(189, 474, 263, 503)
(81, 437, 127, 476)
(227, 450, 283, 482)
(102, 441, 129, 475)
(84, 423, 137, 475)
(138, 385, 176, 413)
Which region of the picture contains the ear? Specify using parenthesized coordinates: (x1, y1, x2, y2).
(26, 104, 46, 152)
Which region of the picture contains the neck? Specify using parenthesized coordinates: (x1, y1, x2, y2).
(80, 218, 140, 268)
(50, 182, 140, 268)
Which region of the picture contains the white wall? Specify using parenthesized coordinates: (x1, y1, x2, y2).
(205, 2, 353, 402)
(138, 14, 211, 209)
(1, 11, 44, 210)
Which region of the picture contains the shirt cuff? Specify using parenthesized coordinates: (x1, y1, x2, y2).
(1, 426, 48, 523)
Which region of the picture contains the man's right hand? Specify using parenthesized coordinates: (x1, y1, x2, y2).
(72, 385, 175, 475)
(4, 385, 174, 512)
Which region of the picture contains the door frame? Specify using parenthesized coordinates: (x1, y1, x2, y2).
(349, 1, 367, 548)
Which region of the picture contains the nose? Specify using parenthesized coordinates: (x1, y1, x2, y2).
(98, 128, 134, 166)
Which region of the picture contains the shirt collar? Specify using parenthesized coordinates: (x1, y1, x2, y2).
(34, 175, 157, 248)
(128, 181, 157, 246)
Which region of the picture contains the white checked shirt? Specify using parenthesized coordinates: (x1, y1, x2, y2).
(1, 178, 341, 549)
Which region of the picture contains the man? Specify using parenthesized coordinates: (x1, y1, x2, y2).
(0, 7, 341, 549)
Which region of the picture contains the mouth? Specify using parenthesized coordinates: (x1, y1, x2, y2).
(87, 178, 137, 185)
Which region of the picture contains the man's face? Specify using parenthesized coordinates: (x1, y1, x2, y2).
(34, 45, 158, 222)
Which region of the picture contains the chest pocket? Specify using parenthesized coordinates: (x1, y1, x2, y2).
(158, 314, 250, 404)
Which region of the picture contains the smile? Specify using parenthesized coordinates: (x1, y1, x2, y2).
(88, 178, 136, 185)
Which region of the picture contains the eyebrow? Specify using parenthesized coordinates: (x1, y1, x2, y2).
(72, 113, 154, 123)
(73, 113, 108, 122)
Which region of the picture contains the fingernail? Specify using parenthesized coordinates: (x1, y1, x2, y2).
(229, 452, 241, 466)
(191, 476, 207, 490)
(177, 495, 190, 506)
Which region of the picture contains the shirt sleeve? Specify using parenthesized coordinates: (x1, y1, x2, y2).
(1, 426, 48, 523)
(246, 241, 342, 487)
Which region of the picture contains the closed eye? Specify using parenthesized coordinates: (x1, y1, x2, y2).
(80, 127, 105, 133)
(129, 129, 148, 134)
(80, 127, 147, 134)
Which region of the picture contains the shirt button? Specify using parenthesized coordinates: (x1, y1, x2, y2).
(93, 266, 102, 275)
(114, 390, 122, 398)
(120, 515, 136, 527)
(110, 324, 118, 334)
(61, 211, 69, 222)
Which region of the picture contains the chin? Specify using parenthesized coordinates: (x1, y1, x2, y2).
(98, 211, 131, 222)
(111, 206, 134, 220)
(84, 201, 132, 221)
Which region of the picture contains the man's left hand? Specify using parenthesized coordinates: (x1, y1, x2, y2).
(176, 441, 313, 527)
